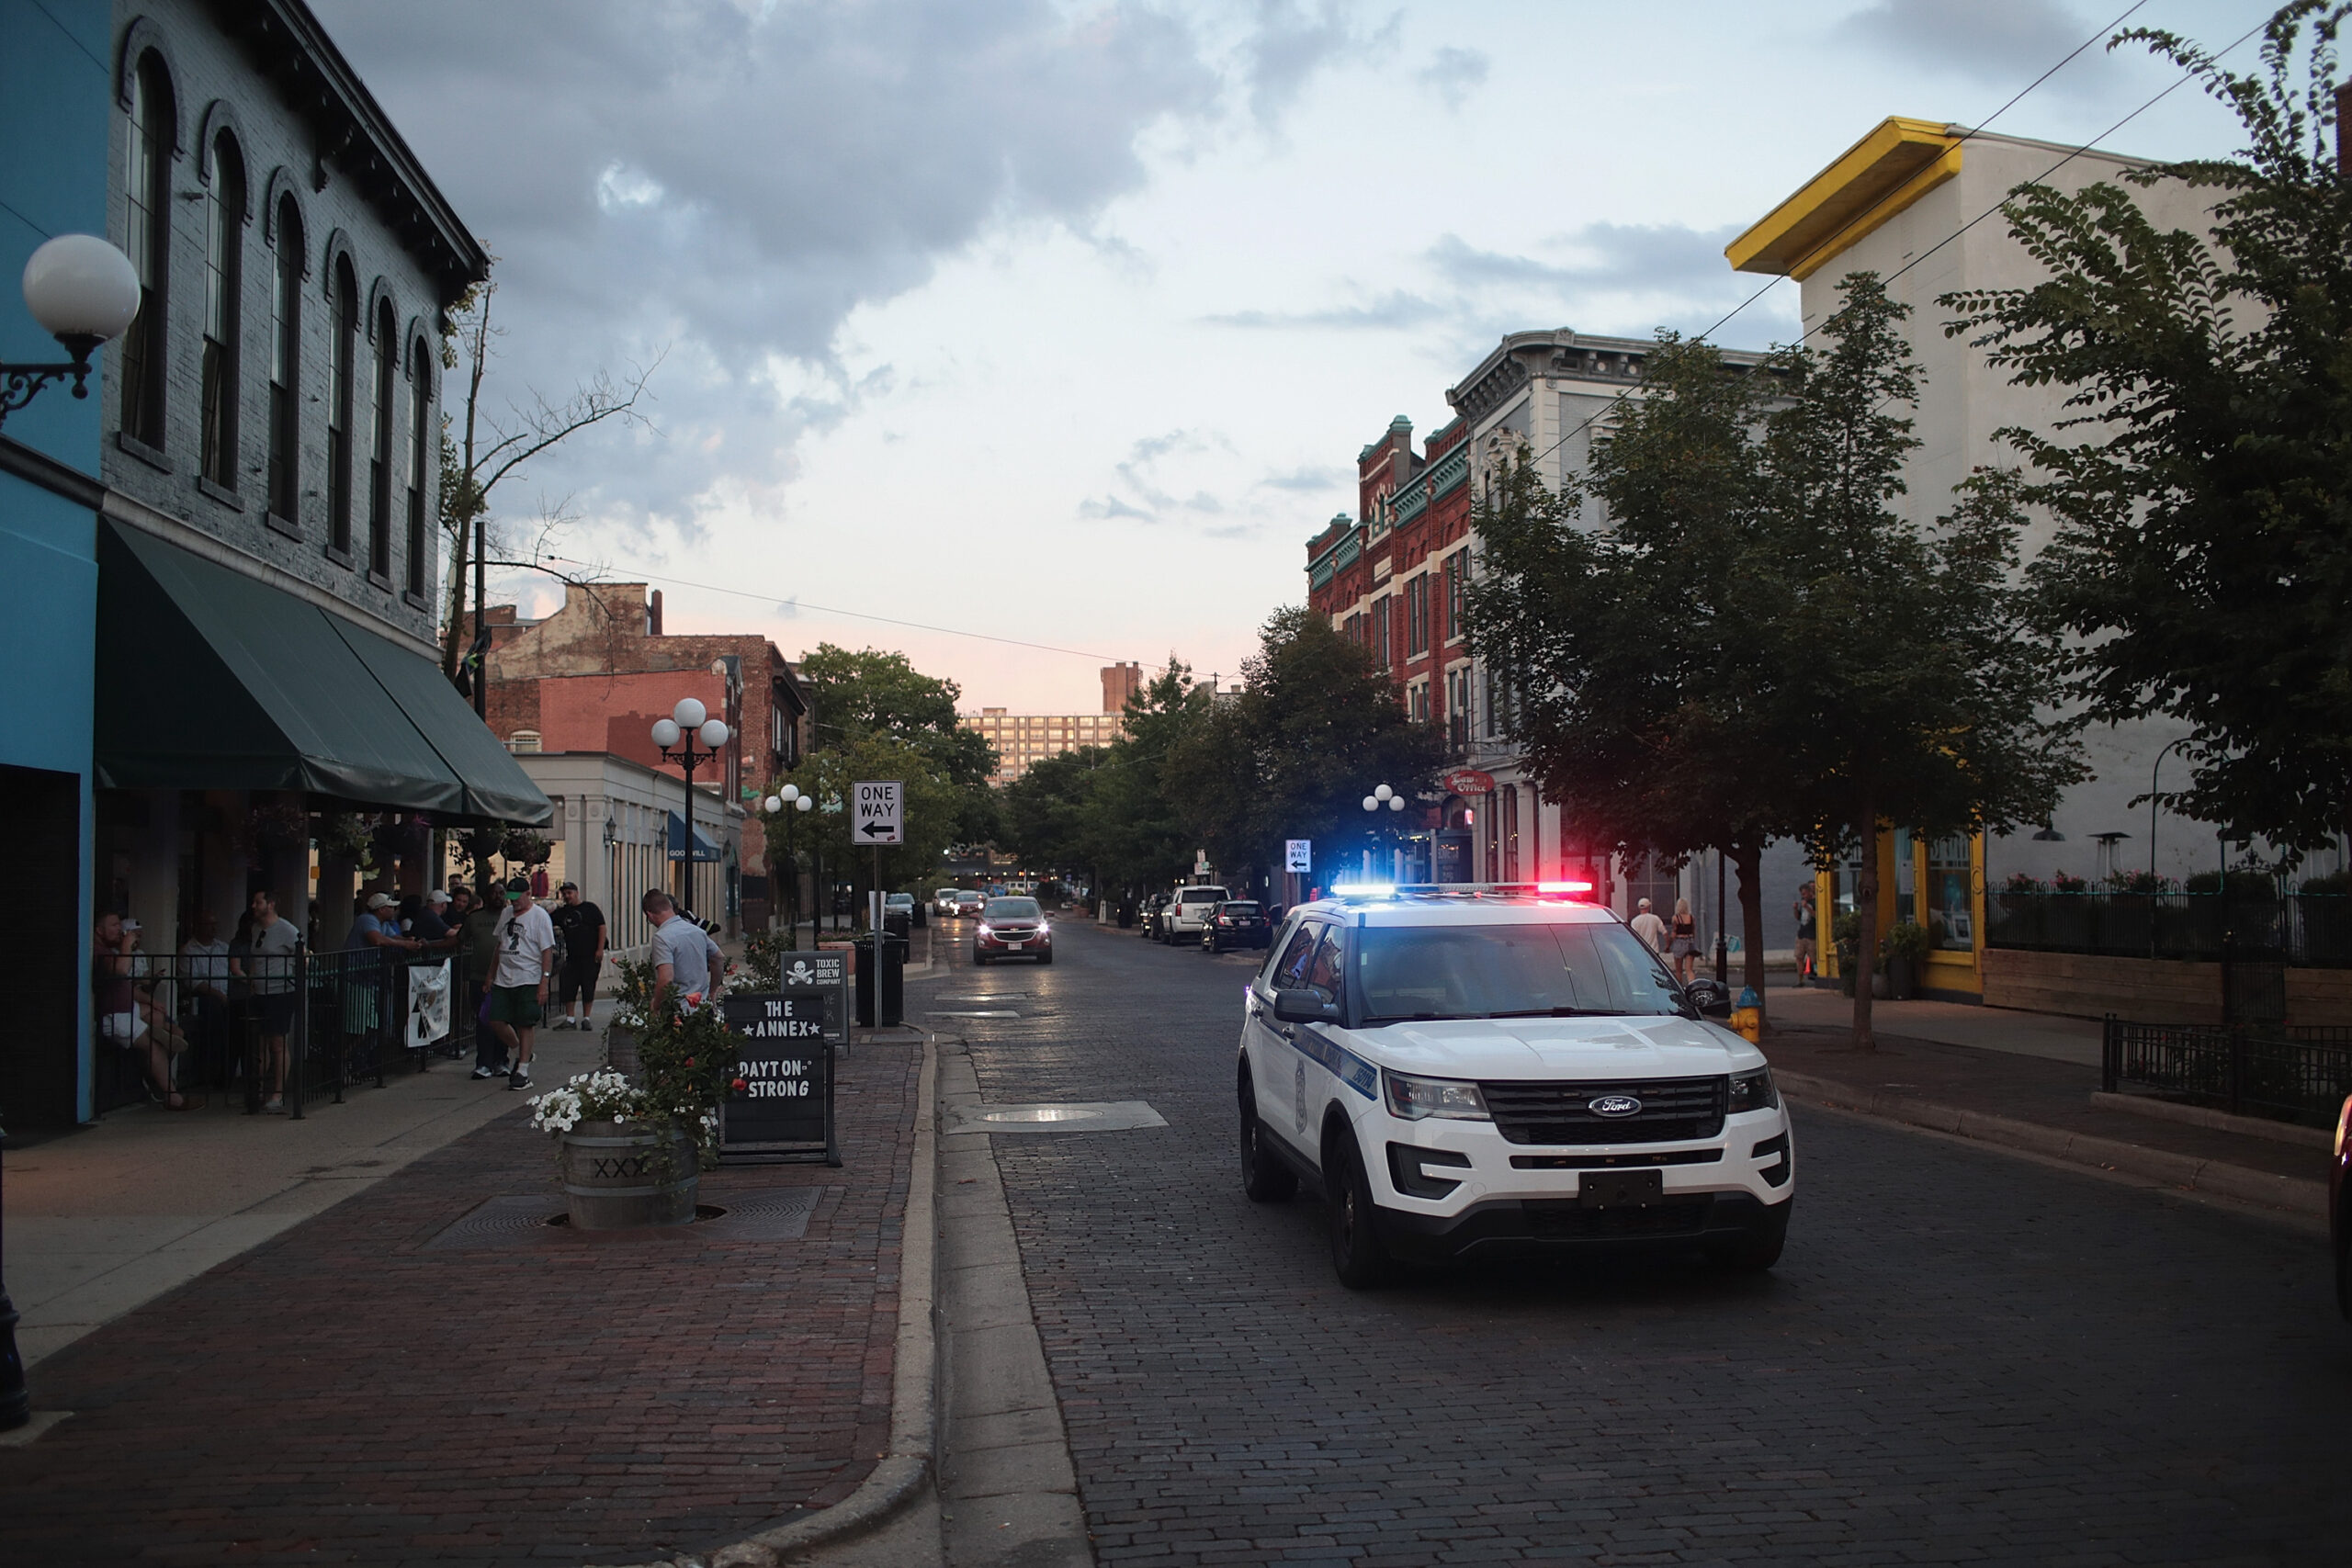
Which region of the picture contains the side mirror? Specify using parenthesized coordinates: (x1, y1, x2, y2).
(1272, 988, 1340, 1025)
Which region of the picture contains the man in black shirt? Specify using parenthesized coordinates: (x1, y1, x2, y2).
(550, 881, 607, 1031)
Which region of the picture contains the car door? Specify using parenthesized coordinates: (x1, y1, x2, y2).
(1248, 918, 1324, 1149)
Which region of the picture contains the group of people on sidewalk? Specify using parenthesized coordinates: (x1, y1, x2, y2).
(462, 877, 610, 1091)
(92, 891, 301, 1112)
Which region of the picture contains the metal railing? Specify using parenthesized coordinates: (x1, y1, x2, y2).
(2101, 1016, 2352, 1125)
(94, 944, 478, 1118)
(1985, 892, 2352, 966)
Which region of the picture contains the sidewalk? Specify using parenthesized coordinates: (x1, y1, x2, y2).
(1761, 991, 2331, 1221)
(0, 1026, 928, 1566)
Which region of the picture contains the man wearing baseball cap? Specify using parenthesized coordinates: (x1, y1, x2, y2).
(486, 876, 557, 1089)
(550, 881, 606, 1031)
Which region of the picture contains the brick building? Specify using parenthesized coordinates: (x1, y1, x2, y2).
(473, 582, 809, 927)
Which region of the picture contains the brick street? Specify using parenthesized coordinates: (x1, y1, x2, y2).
(954, 922, 2351, 1567)
(0, 1039, 922, 1567)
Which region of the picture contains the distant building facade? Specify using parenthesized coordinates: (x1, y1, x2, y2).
(961, 665, 1137, 784)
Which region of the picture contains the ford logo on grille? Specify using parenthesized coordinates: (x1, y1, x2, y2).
(1587, 1094, 1644, 1118)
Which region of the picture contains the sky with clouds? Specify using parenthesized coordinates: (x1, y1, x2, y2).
(309, 0, 2263, 712)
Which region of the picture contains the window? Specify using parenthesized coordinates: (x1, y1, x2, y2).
(368, 297, 396, 580)
(327, 257, 356, 555)
(1405, 573, 1428, 656)
(199, 131, 245, 489)
(1372, 596, 1391, 672)
(120, 53, 175, 448)
(1446, 665, 1473, 750)
(266, 197, 302, 523)
(404, 334, 430, 596)
(1443, 552, 1464, 645)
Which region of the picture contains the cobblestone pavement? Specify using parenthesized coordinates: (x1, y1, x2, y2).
(0, 1037, 922, 1567)
(952, 920, 2352, 1567)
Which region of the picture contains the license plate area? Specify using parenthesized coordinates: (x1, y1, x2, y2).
(1578, 1169, 1664, 1209)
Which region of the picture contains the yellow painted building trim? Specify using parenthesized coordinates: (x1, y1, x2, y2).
(1727, 117, 1963, 279)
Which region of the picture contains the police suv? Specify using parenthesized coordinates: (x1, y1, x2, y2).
(1236, 884, 1793, 1287)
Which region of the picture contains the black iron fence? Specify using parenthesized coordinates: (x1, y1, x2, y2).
(1985, 892, 2352, 966)
(95, 944, 479, 1117)
(2101, 1016, 2352, 1126)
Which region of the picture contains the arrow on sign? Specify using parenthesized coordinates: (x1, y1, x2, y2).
(858, 818, 894, 840)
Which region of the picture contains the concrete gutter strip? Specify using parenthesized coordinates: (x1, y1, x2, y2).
(599, 1034, 940, 1568)
(1777, 1071, 2328, 1220)
(2087, 1090, 2334, 1149)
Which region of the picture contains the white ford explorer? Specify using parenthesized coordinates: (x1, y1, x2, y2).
(1236, 886, 1793, 1288)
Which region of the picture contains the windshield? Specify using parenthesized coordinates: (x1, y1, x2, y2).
(984, 897, 1042, 921)
(1220, 902, 1261, 915)
(936, 889, 958, 899)
(1353, 920, 1687, 1022)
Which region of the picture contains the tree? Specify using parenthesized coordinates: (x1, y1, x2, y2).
(436, 279, 658, 689)
(1164, 608, 1447, 894)
(1942, 1, 2352, 859)
(1000, 747, 1109, 880)
(796, 644, 999, 843)
(1468, 334, 1792, 1017)
(768, 732, 964, 912)
(1087, 660, 1209, 897)
(1764, 276, 2084, 1046)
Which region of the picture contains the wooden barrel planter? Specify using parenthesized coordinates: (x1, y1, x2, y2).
(558, 1119, 698, 1229)
(604, 1025, 640, 1078)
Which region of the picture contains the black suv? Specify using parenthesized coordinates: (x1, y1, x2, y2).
(1202, 899, 1272, 953)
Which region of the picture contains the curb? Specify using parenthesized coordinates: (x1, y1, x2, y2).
(2087, 1090, 2334, 1149)
(1777, 1071, 2328, 1219)
(600, 1033, 940, 1568)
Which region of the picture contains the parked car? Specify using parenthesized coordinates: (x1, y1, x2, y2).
(1202, 899, 1272, 953)
(884, 891, 923, 929)
(955, 890, 986, 919)
(1138, 893, 1170, 939)
(2334, 1092, 2352, 1320)
(974, 896, 1052, 965)
(934, 886, 963, 918)
(1159, 885, 1229, 945)
(1237, 885, 1792, 1288)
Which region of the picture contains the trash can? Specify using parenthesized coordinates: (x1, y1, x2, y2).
(854, 933, 907, 1028)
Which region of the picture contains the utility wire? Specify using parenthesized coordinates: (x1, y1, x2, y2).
(1510, 0, 2267, 479)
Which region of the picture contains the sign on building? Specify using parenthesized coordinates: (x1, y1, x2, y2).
(854, 779, 903, 844)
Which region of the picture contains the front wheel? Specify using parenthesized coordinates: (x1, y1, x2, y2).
(1036, 951, 1053, 965)
(973, 951, 989, 966)
(1326, 1130, 1396, 1289)
(1238, 1073, 1297, 1202)
(1706, 1201, 1791, 1272)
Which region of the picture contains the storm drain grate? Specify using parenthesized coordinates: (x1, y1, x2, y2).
(423, 1186, 825, 1251)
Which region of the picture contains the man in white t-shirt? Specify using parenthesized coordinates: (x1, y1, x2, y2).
(488, 877, 558, 1090)
(1629, 897, 1668, 955)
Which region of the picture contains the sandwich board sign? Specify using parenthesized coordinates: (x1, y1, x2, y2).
(1284, 839, 1312, 873)
(854, 779, 903, 845)
(720, 973, 844, 1166)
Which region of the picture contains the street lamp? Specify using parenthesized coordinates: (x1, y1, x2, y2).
(762, 785, 814, 942)
(650, 697, 730, 907)
(1363, 784, 1405, 880)
(2, 235, 141, 428)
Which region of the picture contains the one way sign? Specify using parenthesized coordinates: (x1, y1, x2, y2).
(854, 779, 903, 845)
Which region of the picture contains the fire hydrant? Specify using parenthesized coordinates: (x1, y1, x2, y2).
(1729, 985, 1762, 1044)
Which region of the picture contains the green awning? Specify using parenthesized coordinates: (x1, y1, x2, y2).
(95, 521, 551, 826)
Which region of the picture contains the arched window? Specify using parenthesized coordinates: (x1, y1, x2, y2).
(120, 52, 175, 448)
(368, 295, 396, 581)
(327, 255, 356, 556)
(405, 336, 431, 598)
(199, 130, 245, 490)
(266, 196, 303, 524)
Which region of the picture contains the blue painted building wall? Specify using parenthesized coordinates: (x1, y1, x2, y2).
(2, 0, 114, 1121)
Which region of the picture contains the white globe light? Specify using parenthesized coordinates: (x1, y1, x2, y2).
(1363, 795, 1379, 812)
(697, 717, 730, 749)
(22, 234, 140, 344)
(1389, 795, 1406, 811)
(650, 717, 681, 748)
(795, 795, 813, 813)
(673, 697, 707, 729)
(763, 795, 781, 814)
(780, 784, 799, 803)
(1374, 784, 1393, 802)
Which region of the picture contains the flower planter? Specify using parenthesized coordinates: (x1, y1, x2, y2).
(558, 1118, 697, 1229)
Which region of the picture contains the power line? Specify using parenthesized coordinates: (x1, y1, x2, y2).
(535, 553, 1125, 663)
(1513, 1, 2263, 477)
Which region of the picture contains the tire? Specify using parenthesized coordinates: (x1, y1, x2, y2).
(1706, 1200, 1791, 1272)
(1238, 1071, 1297, 1202)
(1036, 951, 1053, 965)
(1326, 1128, 1396, 1289)
(973, 951, 989, 966)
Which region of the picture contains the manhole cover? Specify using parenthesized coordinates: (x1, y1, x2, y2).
(944, 1100, 1167, 1135)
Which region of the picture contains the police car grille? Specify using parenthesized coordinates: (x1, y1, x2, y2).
(1477, 1077, 1727, 1145)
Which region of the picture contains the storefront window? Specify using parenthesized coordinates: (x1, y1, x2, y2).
(1928, 836, 1973, 951)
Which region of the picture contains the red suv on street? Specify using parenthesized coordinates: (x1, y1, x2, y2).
(974, 896, 1052, 965)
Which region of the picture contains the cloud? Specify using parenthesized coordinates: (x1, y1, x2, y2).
(1256, 465, 1346, 492)
(1205, 288, 1447, 331)
(1838, 0, 2109, 89)
(1078, 428, 1243, 524)
(1419, 223, 1796, 348)
(1429, 223, 1746, 295)
(1239, 0, 1377, 124)
(1417, 45, 1489, 110)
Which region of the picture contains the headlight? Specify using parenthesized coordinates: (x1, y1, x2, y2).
(977, 924, 993, 938)
(1037, 921, 1050, 935)
(1729, 1066, 1779, 1113)
(1384, 1070, 1490, 1122)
